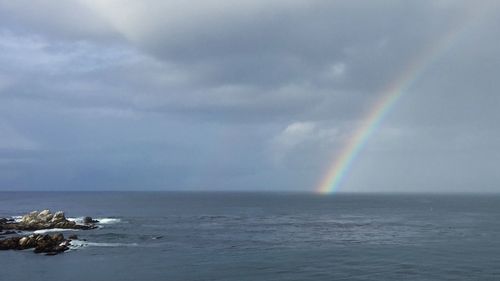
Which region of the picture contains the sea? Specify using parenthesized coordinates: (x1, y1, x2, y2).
(1, 191, 500, 281)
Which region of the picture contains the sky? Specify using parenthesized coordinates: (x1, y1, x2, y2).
(0, 0, 499, 192)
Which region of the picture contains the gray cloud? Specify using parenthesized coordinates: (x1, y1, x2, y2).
(0, 0, 499, 192)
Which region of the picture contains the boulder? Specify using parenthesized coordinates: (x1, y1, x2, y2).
(0, 237, 20, 250)
(51, 211, 66, 223)
(0, 233, 70, 255)
(51, 233, 64, 243)
(21, 211, 39, 224)
(11, 210, 97, 231)
(18, 237, 29, 247)
(0, 210, 103, 255)
(54, 221, 77, 228)
(38, 210, 53, 222)
(83, 216, 98, 224)
(33, 234, 70, 255)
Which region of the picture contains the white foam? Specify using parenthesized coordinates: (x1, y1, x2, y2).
(66, 217, 82, 223)
(11, 215, 121, 225)
(95, 218, 121, 224)
(33, 228, 80, 234)
(69, 240, 138, 249)
(67, 217, 121, 224)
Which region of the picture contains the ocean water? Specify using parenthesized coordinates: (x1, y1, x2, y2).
(1, 192, 500, 281)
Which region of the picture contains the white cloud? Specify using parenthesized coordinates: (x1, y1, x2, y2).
(276, 122, 317, 148)
(271, 121, 341, 165)
(325, 63, 346, 78)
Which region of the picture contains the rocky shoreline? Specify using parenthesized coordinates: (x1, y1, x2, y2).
(0, 210, 98, 255)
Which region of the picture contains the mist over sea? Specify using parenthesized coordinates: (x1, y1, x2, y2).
(1, 191, 500, 280)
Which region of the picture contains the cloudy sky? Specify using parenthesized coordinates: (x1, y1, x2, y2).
(0, 0, 499, 192)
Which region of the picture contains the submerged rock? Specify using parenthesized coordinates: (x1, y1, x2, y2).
(83, 216, 99, 224)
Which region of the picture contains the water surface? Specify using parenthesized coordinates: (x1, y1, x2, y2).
(1, 192, 500, 280)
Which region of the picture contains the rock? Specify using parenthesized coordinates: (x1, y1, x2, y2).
(38, 210, 53, 222)
(54, 221, 76, 228)
(20, 210, 55, 225)
(39, 210, 50, 216)
(11, 210, 97, 231)
(26, 236, 37, 248)
(68, 234, 78, 240)
(18, 237, 29, 247)
(17, 235, 36, 249)
(51, 233, 64, 243)
(2, 233, 68, 252)
(51, 211, 66, 223)
(32, 234, 70, 255)
(0, 210, 103, 255)
(0, 236, 20, 250)
(21, 211, 39, 224)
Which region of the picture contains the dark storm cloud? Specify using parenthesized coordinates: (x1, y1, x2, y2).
(0, 0, 499, 191)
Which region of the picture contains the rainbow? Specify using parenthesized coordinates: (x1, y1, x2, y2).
(316, 11, 483, 194)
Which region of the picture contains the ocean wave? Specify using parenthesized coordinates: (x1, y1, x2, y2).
(95, 218, 121, 224)
(67, 217, 122, 224)
(66, 217, 81, 222)
(69, 239, 138, 249)
(33, 228, 80, 234)
(11, 215, 121, 225)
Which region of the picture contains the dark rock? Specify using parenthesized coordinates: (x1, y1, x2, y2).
(68, 234, 78, 240)
(51, 233, 64, 243)
(1, 232, 72, 255)
(54, 221, 77, 228)
(0, 236, 20, 250)
(33, 234, 69, 255)
(83, 216, 98, 224)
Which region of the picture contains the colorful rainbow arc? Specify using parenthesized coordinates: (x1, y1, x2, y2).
(316, 12, 482, 194)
